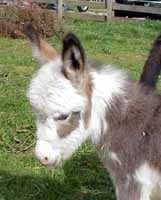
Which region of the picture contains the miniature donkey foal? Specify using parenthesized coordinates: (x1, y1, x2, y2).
(25, 24, 161, 199)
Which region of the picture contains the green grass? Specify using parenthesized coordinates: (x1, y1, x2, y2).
(1, 17, 161, 200)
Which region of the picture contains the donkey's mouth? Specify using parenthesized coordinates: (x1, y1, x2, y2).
(39, 156, 60, 167)
(35, 140, 61, 167)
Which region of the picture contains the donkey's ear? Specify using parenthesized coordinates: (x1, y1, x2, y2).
(62, 33, 85, 80)
(24, 23, 58, 65)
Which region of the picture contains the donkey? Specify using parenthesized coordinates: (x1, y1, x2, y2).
(25, 23, 161, 199)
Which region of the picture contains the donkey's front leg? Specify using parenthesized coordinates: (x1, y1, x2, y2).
(116, 180, 141, 200)
(140, 185, 152, 200)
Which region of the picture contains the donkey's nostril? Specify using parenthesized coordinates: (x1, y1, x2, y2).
(44, 156, 48, 161)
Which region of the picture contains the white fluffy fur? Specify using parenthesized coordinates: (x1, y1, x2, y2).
(134, 162, 161, 199)
(35, 117, 90, 165)
(56, 120, 90, 160)
(33, 45, 46, 65)
(35, 140, 61, 166)
(28, 57, 127, 166)
(28, 56, 89, 165)
(27, 56, 85, 118)
(89, 67, 127, 144)
(109, 152, 122, 166)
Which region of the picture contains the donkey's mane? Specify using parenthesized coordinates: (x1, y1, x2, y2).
(140, 32, 161, 88)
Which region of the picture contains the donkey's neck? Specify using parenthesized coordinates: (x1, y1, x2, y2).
(89, 66, 128, 144)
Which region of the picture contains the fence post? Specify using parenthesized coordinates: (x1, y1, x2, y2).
(105, 0, 108, 21)
(105, 0, 114, 20)
(58, 0, 63, 25)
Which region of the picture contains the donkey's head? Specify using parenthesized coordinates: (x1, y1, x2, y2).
(25, 24, 92, 166)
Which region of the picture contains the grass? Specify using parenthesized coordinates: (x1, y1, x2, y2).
(1, 17, 161, 200)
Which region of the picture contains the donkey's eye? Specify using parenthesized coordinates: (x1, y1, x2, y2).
(54, 114, 69, 121)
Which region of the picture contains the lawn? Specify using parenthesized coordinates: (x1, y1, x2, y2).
(0, 17, 161, 200)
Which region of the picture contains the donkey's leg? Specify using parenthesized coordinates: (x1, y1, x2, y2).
(140, 185, 152, 200)
(116, 181, 141, 200)
(116, 183, 153, 200)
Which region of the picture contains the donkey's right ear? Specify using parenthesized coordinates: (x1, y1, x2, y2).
(62, 33, 85, 80)
(24, 23, 58, 65)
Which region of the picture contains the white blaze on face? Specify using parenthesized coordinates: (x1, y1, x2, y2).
(34, 117, 60, 165)
(32, 98, 84, 166)
(34, 116, 87, 166)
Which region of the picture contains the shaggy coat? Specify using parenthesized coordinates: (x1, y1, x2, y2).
(25, 23, 161, 200)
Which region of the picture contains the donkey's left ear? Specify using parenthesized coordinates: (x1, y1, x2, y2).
(62, 33, 85, 79)
(24, 23, 58, 65)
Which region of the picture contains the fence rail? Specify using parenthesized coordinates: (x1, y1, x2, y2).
(65, 11, 106, 21)
(65, 0, 105, 8)
(114, 3, 161, 15)
(64, 0, 161, 20)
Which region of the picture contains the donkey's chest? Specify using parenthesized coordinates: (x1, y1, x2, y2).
(96, 118, 161, 178)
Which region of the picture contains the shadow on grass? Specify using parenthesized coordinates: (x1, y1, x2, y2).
(0, 151, 116, 200)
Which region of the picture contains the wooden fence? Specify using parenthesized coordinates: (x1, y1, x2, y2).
(62, 0, 161, 21)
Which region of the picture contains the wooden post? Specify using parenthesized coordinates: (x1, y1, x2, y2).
(105, 0, 108, 21)
(105, 0, 114, 20)
(58, 0, 63, 25)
